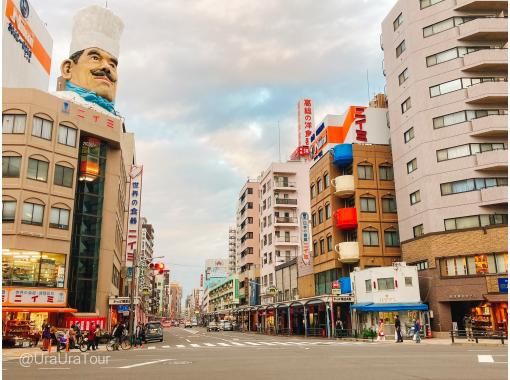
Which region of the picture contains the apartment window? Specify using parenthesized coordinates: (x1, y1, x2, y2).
(430, 77, 505, 98)
(444, 214, 507, 231)
(440, 253, 508, 277)
(247, 202, 253, 209)
(54, 164, 74, 188)
(27, 158, 49, 182)
(58, 124, 77, 147)
(396, 40, 406, 57)
(404, 127, 414, 143)
(379, 165, 394, 181)
(407, 158, 417, 174)
(32, 116, 53, 140)
(441, 177, 508, 196)
(268, 233, 272, 245)
(382, 197, 397, 213)
(320, 239, 325, 255)
(323, 173, 329, 188)
(433, 109, 507, 129)
(415, 260, 429, 271)
(2, 200, 16, 223)
(426, 46, 488, 67)
(384, 229, 400, 247)
(362, 229, 379, 247)
(398, 68, 408, 85)
(360, 197, 376, 212)
(410, 190, 421, 205)
(393, 12, 403, 31)
(357, 164, 373, 180)
(313, 241, 318, 257)
(2, 113, 26, 134)
(377, 277, 395, 290)
(423, 16, 475, 38)
(112, 265, 120, 288)
(49, 207, 70, 229)
(413, 224, 424, 238)
(317, 178, 323, 193)
(327, 235, 333, 251)
(318, 208, 324, 223)
(3, 156, 21, 178)
(22, 202, 44, 225)
(437, 142, 506, 162)
(247, 188, 253, 194)
(401, 97, 411, 114)
(310, 184, 316, 199)
(364, 279, 372, 293)
(325, 203, 331, 219)
(312, 212, 317, 227)
(420, 0, 445, 9)
(405, 277, 413, 286)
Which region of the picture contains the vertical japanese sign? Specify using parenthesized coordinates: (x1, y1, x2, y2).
(354, 106, 367, 142)
(126, 165, 143, 268)
(300, 212, 311, 265)
(297, 99, 314, 148)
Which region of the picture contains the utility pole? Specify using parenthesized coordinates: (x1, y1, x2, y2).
(128, 248, 137, 337)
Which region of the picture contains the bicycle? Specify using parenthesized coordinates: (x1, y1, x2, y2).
(106, 335, 132, 351)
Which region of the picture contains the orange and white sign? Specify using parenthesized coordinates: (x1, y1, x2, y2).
(2, 287, 67, 307)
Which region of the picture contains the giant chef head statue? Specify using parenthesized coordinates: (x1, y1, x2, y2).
(60, 5, 124, 114)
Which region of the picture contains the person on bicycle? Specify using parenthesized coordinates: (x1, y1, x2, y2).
(112, 322, 124, 350)
(68, 325, 77, 349)
(73, 323, 82, 342)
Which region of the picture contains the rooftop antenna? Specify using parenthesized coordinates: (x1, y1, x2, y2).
(278, 121, 281, 162)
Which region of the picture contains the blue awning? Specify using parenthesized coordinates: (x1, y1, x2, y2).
(351, 303, 429, 312)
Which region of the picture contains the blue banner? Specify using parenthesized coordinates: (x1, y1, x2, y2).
(498, 278, 508, 293)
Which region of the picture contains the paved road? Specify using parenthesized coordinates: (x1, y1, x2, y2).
(3, 327, 507, 380)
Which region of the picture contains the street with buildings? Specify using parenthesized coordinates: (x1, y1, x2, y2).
(2, 0, 508, 378)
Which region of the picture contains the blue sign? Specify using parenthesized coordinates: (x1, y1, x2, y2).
(117, 305, 129, 312)
(340, 277, 352, 294)
(498, 278, 508, 293)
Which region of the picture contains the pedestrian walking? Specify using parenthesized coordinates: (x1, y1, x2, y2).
(87, 323, 96, 350)
(112, 321, 124, 350)
(464, 314, 474, 341)
(41, 324, 51, 351)
(335, 319, 344, 337)
(134, 323, 145, 348)
(377, 319, 386, 341)
(394, 315, 403, 343)
(94, 326, 101, 349)
(414, 319, 421, 343)
(68, 325, 77, 349)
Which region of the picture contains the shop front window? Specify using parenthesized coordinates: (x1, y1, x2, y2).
(2, 250, 66, 287)
(440, 253, 508, 277)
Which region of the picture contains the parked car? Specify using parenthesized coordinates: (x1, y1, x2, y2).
(207, 321, 219, 332)
(221, 321, 233, 331)
(184, 320, 192, 328)
(144, 322, 163, 343)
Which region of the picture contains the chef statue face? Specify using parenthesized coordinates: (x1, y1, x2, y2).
(60, 47, 119, 102)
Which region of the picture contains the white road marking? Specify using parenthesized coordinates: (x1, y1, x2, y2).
(186, 339, 191, 343)
(118, 359, 173, 369)
(147, 346, 156, 350)
(478, 355, 495, 363)
(203, 343, 216, 347)
(244, 342, 261, 346)
(161, 345, 170, 348)
(257, 342, 278, 346)
(40, 368, 70, 370)
(273, 342, 293, 346)
(190, 344, 200, 348)
(217, 343, 231, 347)
(229, 342, 246, 346)
(176, 345, 185, 348)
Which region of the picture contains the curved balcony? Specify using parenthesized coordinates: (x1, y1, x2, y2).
(480, 185, 508, 206)
(331, 175, 355, 198)
(462, 48, 508, 73)
(331, 144, 353, 167)
(334, 242, 359, 263)
(470, 114, 507, 137)
(475, 149, 508, 171)
(458, 17, 508, 42)
(454, 0, 508, 11)
(466, 81, 508, 105)
(333, 208, 357, 230)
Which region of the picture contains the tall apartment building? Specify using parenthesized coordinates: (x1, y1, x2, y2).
(382, 0, 508, 334)
(3, 88, 135, 331)
(228, 226, 237, 274)
(235, 180, 260, 306)
(169, 281, 183, 320)
(138, 217, 155, 321)
(258, 161, 311, 305)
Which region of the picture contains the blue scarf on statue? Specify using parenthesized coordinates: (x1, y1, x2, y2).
(65, 81, 117, 115)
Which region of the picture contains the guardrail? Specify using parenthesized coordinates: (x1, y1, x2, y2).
(450, 329, 507, 344)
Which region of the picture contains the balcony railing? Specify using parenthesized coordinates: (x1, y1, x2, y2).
(274, 180, 296, 188)
(275, 198, 298, 205)
(275, 236, 299, 243)
(274, 216, 298, 224)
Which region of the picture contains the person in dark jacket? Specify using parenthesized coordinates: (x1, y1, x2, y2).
(395, 315, 403, 343)
(87, 323, 96, 351)
(414, 319, 421, 343)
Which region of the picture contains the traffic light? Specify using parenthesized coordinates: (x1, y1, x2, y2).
(158, 263, 165, 274)
(149, 263, 155, 270)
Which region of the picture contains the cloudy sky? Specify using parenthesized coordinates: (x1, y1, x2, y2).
(31, 0, 395, 297)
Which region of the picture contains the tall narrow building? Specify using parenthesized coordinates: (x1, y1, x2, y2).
(382, 0, 508, 334)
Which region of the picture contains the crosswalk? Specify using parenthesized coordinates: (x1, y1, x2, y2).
(136, 340, 364, 350)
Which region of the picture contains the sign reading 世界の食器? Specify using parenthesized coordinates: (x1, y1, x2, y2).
(126, 165, 143, 268)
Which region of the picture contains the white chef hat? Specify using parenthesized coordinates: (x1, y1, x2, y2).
(69, 5, 124, 59)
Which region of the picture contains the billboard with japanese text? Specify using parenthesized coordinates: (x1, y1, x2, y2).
(126, 165, 143, 268)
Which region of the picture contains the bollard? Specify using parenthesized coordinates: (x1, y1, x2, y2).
(451, 330, 455, 343)
(501, 332, 505, 345)
(475, 335, 478, 344)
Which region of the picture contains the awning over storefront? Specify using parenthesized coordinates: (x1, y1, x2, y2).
(484, 294, 508, 303)
(351, 303, 428, 312)
(2, 307, 78, 313)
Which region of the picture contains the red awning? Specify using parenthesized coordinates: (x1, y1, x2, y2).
(2, 307, 78, 313)
(483, 294, 508, 303)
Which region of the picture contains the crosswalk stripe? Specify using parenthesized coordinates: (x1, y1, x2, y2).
(217, 343, 231, 347)
(229, 342, 246, 346)
(273, 342, 293, 346)
(176, 345, 185, 348)
(257, 342, 277, 346)
(478, 355, 494, 363)
(190, 344, 200, 348)
(147, 346, 156, 350)
(244, 342, 262, 346)
(161, 345, 170, 348)
(203, 343, 216, 347)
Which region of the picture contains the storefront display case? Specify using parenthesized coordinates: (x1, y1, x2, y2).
(2, 320, 39, 348)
